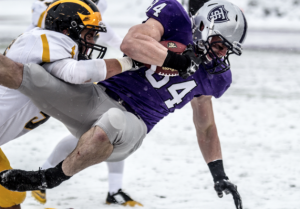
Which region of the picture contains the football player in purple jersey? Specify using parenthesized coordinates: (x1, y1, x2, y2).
(0, 0, 246, 208)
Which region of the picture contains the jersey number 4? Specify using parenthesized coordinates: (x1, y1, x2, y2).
(146, 70, 197, 108)
(146, 0, 167, 17)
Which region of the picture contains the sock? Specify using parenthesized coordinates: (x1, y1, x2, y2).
(108, 173, 123, 195)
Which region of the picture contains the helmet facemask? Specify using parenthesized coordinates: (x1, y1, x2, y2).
(193, 19, 242, 74)
(197, 34, 242, 74)
(76, 23, 107, 59)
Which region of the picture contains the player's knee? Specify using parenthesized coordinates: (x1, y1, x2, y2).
(107, 108, 126, 130)
(92, 108, 126, 146)
(26, 63, 49, 87)
(92, 126, 109, 143)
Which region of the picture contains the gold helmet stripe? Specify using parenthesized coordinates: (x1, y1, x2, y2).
(46, 0, 102, 27)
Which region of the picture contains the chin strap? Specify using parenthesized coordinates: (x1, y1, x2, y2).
(207, 18, 215, 42)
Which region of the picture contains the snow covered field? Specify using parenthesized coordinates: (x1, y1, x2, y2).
(0, 0, 300, 209)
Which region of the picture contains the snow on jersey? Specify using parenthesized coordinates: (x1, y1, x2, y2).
(0, 28, 78, 146)
(101, 0, 232, 133)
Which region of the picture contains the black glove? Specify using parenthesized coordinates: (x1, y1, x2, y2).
(208, 160, 243, 209)
(162, 44, 203, 79)
(179, 44, 204, 78)
(214, 179, 243, 209)
(0, 161, 70, 192)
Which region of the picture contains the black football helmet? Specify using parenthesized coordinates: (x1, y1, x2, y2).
(45, 0, 107, 59)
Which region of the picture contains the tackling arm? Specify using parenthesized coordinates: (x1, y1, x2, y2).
(43, 58, 132, 84)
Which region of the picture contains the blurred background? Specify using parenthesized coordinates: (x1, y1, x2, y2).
(0, 0, 300, 209)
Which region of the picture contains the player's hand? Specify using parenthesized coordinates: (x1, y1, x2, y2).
(178, 44, 204, 79)
(214, 179, 243, 209)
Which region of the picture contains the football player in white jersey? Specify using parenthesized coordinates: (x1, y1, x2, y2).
(26, 0, 142, 206)
(0, 0, 136, 208)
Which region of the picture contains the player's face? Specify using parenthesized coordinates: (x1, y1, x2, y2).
(207, 36, 228, 60)
(80, 29, 97, 54)
(81, 29, 96, 44)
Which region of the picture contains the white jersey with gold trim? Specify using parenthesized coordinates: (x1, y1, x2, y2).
(26, 0, 122, 50)
(0, 28, 79, 146)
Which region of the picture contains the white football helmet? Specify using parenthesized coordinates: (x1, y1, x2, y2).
(192, 0, 248, 74)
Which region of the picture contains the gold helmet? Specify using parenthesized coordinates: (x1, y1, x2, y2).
(45, 0, 107, 59)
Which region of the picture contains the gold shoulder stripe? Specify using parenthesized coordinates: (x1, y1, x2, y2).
(37, 10, 46, 28)
(41, 34, 50, 62)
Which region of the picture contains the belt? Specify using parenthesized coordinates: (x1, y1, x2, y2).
(105, 88, 139, 118)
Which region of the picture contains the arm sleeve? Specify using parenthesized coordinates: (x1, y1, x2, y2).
(43, 59, 107, 84)
(146, 0, 192, 45)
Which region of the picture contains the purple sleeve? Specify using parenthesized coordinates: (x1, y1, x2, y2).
(146, 0, 193, 46)
(211, 70, 232, 98)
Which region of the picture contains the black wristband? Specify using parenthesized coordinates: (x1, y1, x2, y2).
(162, 50, 191, 71)
(44, 161, 71, 189)
(208, 160, 229, 182)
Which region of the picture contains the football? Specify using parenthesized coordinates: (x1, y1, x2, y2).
(145, 40, 187, 76)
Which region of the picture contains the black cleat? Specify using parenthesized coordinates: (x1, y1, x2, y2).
(0, 169, 46, 191)
(106, 189, 143, 207)
(0, 161, 70, 192)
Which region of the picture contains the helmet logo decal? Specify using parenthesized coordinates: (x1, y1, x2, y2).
(208, 5, 230, 23)
(167, 42, 177, 48)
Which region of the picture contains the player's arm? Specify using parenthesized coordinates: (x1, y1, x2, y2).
(43, 57, 132, 84)
(191, 95, 222, 163)
(121, 18, 167, 66)
(191, 96, 243, 209)
(121, 18, 203, 79)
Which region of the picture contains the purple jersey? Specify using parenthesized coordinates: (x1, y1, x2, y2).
(100, 0, 232, 132)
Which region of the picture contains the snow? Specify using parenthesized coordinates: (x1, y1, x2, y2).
(0, 0, 300, 209)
